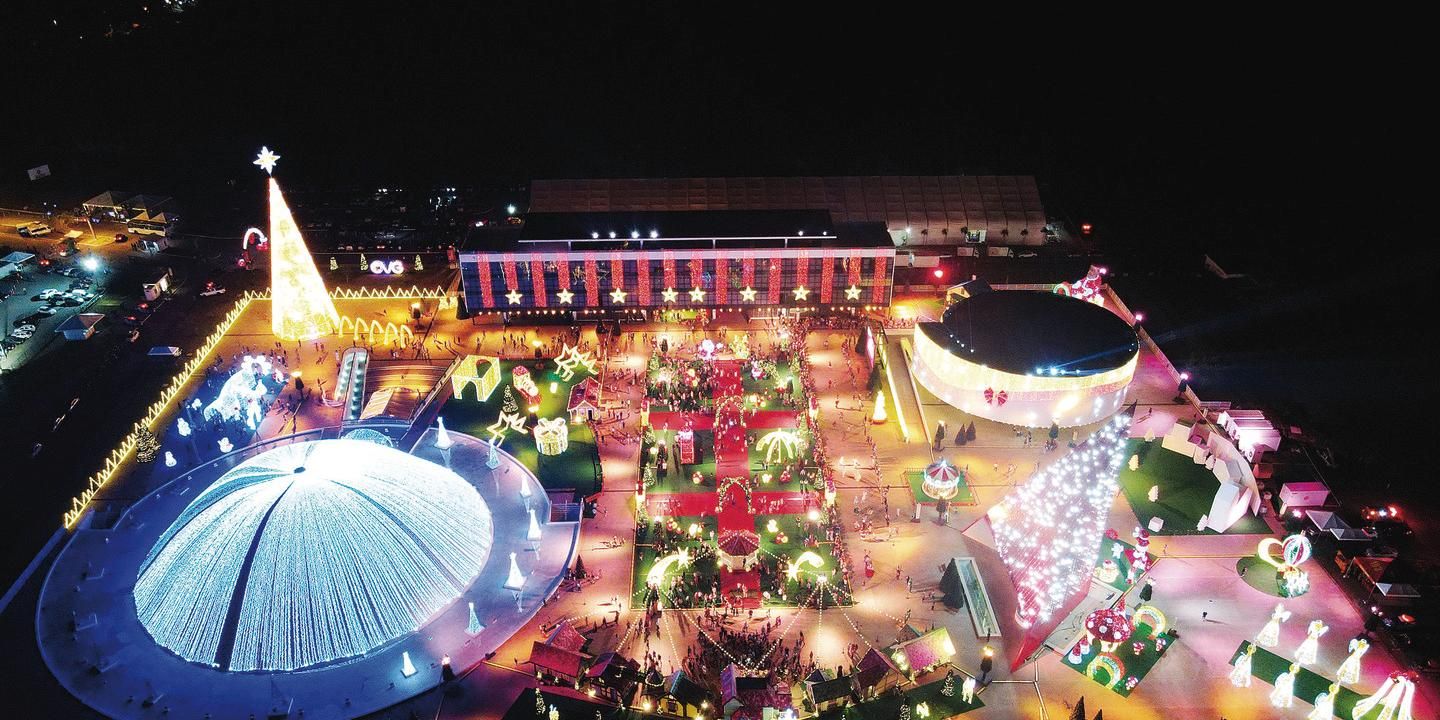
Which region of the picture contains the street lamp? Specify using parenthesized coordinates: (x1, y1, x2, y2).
(80, 256, 100, 272)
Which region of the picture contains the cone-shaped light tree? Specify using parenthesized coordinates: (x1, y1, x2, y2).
(989, 411, 1132, 669)
(258, 149, 339, 341)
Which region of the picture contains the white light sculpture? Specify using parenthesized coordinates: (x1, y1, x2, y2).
(401, 651, 417, 678)
(218, 437, 233, 453)
(466, 601, 485, 636)
(133, 439, 493, 672)
(518, 474, 533, 499)
(504, 552, 526, 590)
(756, 429, 804, 464)
(486, 439, 501, 469)
(204, 355, 282, 428)
(646, 550, 691, 588)
(263, 175, 340, 341)
(434, 416, 454, 450)
(988, 413, 1132, 627)
(164, 451, 177, 467)
(1230, 644, 1256, 687)
(1337, 638, 1369, 685)
(1271, 663, 1298, 708)
(1293, 619, 1328, 666)
(177, 417, 191, 436)
(527, 507, 543, 542)
(486, 411, 528, 444)
(1257, 603, 1291, 647)
(1351, 672, 1416, 720)
(534, 417, 568, 456)
(1308, 685, 1339, 720)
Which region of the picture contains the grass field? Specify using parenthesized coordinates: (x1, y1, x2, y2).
(904, 469, 978, 506)
(1118, 439, 1271, 535)
(1062, 622, 1175, 697)
(643, 429, 718, 493)
(441, 358, 600, 493)
(1229, 640, 1372, 718)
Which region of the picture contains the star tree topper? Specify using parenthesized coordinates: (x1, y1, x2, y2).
(253, 146, 281, 175)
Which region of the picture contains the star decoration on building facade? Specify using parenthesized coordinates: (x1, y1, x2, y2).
(739, 286, 757, 302)
(792, 285, 810, 301)
(505, 289, 523, 305)
(845, 285, 862, 300)
(688, 287, 706, 302)
(610, 287, 627, 304)
(661, 287, 679, 303)
(253, 146, 281, 175)
(556, 288, 574, 305)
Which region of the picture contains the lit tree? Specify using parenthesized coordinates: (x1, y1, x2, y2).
(989, 413, 1132, 658)
(134, 427, 160, 463)
(502, 385, 519, 414)
(264, 173, 340, 340)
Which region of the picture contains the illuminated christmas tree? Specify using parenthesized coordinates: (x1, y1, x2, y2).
(502, 386, 519, 414)
(987, 411, 1132, 669)
(257, 149, 339, 341)
(134, 427, 160, 463)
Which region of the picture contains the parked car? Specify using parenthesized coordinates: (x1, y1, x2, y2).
(17, 221, 52, 237)
(36, 306, 57, 315)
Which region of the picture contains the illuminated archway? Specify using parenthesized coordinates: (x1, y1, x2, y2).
(1133, 605, 1167, 638)
(1086, 655, 1125, 689)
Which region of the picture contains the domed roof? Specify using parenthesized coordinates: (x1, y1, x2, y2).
(133, 439, 493, 672)
(921, 290, 1138, 376)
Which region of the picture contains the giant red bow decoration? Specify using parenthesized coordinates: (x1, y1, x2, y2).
(984, 388, 1008, 406)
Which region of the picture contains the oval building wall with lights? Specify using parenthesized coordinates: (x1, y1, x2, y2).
(910, 290, 1139, 428)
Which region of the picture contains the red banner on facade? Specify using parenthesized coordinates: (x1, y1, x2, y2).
(871, 256, 888, 304)
(556, 259, 570, 290)
(584, 258, 600, 307)
(530, 260, 547, 308)
(713, 257, 728, 304)
(847, 253, 862, 289)
(636, 255, 651, 305)
(767, 258, 783, 304)
(663, 254, 677, 291)
(819, 257, 834, 304)
(742, 258, 755, 291)
(610, 254, 625, 301)
(478, 259, 494, 308)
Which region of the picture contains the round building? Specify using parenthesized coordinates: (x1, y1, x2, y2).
(910, 290, 1138, 428)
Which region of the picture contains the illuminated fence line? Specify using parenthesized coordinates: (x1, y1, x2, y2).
(61, 285, 450, 529)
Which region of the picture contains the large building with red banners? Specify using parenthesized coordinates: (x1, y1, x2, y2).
(458, 210, 896, 316)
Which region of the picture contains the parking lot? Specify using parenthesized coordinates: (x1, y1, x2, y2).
(0, 258, 105, 370)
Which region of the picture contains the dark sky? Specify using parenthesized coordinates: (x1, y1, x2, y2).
(7, 5, 1429, 265)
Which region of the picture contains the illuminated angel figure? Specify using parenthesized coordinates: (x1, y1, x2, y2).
(1351, 671, 1417, 720)
(1308, 684, 1339, 720)
(1293, 620, 1329, 666)
(1229, 644, 1256, 687)
(1337, 637, 1369, 684)
(1257, 603, 1291, 647)
(1270, 663, 1299, 708)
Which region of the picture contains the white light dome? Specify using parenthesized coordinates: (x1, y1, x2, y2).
(134, 439, 493, 671)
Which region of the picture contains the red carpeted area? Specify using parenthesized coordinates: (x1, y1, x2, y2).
(647, 357, 811, 536)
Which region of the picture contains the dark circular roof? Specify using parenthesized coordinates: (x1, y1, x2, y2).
(920, 290, 1138, 376)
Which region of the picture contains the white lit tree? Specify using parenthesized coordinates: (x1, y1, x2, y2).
(135, 427, 160, 463)
(990, 413, 1132, 630)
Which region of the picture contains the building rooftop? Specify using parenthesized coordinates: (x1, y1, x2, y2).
(919, 290, 1139, 376)
(462, 210, 892, 253)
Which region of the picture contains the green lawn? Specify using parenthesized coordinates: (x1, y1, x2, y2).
(1062, 622, 1175, 697)
(1229, 641, 1373, 718)
(441, 358, 601, 493)
(631, 516, 720, 605)
(1118, 439, 1271, 535)
(819, 666, 985, 720)
(643, 429, 718, 493)
(1095, 536, 1158, 593)
(904, 469, 978, 506)
(1236, 556, 1290, 597)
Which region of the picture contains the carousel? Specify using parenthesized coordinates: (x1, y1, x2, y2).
(717, 529, 761, 571)
(921, 459, 963, 501)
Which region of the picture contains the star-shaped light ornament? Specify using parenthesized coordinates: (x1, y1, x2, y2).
(505, 289, 523, 305)
(556, 288, 574, 305)
(253, 146, 281, 175)
(661, 287, 679, 303)
(845, 285, 862, 301)
(689, 287, 706, 303)
(739, 287, 758, 302)
(792, 285, 810, 301)
(610, 287, 627, 304)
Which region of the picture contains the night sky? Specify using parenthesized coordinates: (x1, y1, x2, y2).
(5, 4, 1435, 475)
